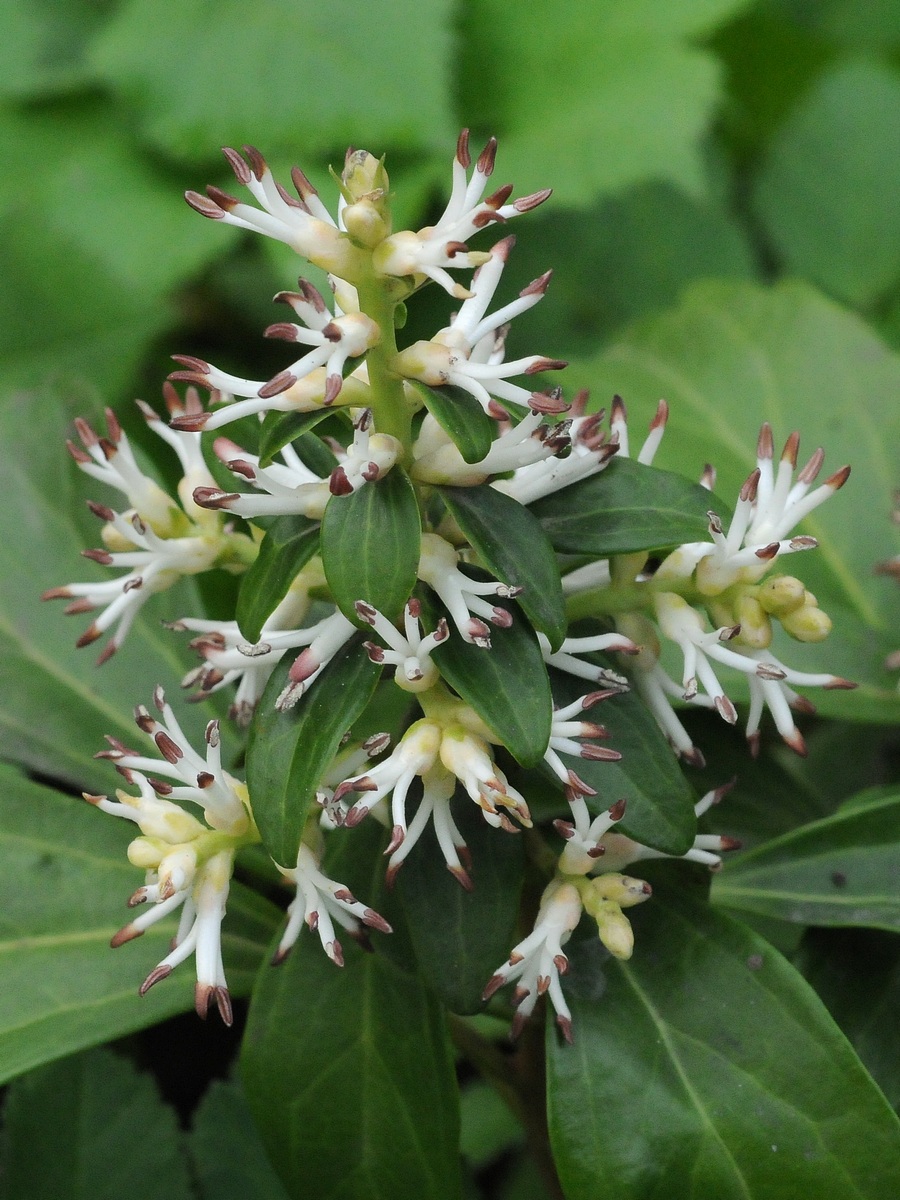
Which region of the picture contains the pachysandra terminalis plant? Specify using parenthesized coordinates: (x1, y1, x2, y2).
(44, 134, 857, 1098)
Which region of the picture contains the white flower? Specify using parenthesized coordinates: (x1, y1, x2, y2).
(373, 131, 550, 298)
(100, 686, 249, 834)
(483, 879, 582, 1043)
(538, 630, 636, 690)
(543, 691, 623, 800)
(274, 609, 358, 711)
(411, 409, 568, 486)
(597, 783, 741, 872)
(331, 719, 443, 831)
(394, 236, 566, 417)
(185, 145, 360, 277)
(438, 725, 532, 832)
(168, 301, 379, 431)
(418, 532, 520, 647)
(274, 843, 391, 966)
(356, 599, 449, 692)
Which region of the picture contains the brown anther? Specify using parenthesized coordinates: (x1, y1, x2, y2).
(110, 923, 141, 948)
(82, 548, 114, 565)
(514, 188, 552, 213)
(756, 422, 774, 460)
(754, 543, 780, 561)
(323, 374, 344, 405)
(205, 185, 240, 211)
(75, 624, 102, 648)
(825, 464, 851, 490)
(781, 430, 800, 466)
(185, 190, 225, 219)
(797, 447, 825, 485)
(264, 322, 299, 342)
(740, 468, 761, 504)
(139, 964, 173, 995)
(258, 370, 297, 399)
(650, 398, 669, 430)
(154, 731, 184, 763)
(476, 137, 498, 176)
(193, 487, 240, 509)
(290, 165, 318, 201)
(524, 357, 567, 375)
(221, 146, 251, 184)
(241, 144, 267, 179)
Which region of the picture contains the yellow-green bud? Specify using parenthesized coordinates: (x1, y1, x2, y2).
(586, 873, 652, 910)
(733, 594, 772, 649)
(340, 151, 391, 247)
(593, 900, 635, 960)
(781, 601, 832, 643)
(758, 575, 806, 616)
(127, 836, 168, 870)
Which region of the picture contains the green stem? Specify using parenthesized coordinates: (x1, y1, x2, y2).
(356, 276, 413, 452)
(564, 574, 700, 623)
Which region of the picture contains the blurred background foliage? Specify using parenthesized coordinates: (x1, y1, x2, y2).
(0, 1, 899, 1196)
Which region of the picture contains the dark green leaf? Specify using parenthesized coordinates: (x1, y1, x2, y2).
(322, 467, 422, 624)
(245, 639, 382, 867)
(425, 594, 552, 768)
(191, 1080, 290, 1200)
(547, 878, 900, 1199)
(754, 61, 900, 306)
(90, 0, 456, 161)
(713, 791, 900, 930)
(258, 408, 336, 467)
(412, 381, 496, 465)
(531, 454, 717, 556)
(397, 788, 524, 1013)
(439, 485, 566, 649)
(797, 927, 900, 1113)
(459, 1081, 523, 1169)
(548, 663, 696, 855)
(242, 837, 461, 1200)
(0, 765, 278, 1085)
(566, 280, 900, 721)
(0, 1048, 192, 1200)
(236, 516, 319, 643)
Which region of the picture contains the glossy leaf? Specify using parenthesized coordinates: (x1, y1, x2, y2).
(566, 280, 900, 720)
(754, 61, 900, 306)
(439, 485, 566, 649)
(191, 1081, 290, 1200)
(547, 664, 696, 855)
(413, 381, 496, 465)
(90, 0, 456, 161)
(547, 877, 900, 1199)
(424, 593, 552, 768)
(797, 927, 900, 1113)
(0, 392, 227, 794)
(530, 454, 717, 555)
(257, 408, 336, 468)
(0, 765, 278, 1085)
(397, 787, 525, 1013)
(245, 639, 382, 867)
(321, 466, 422, 624)
(0, 1048, 193, 1200)
(236, 516, 319, 643)
(242, 833, 461, 1200)
(712, 791, 900, 930)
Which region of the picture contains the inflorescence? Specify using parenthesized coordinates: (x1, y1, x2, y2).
(44, 134, 854, 1037)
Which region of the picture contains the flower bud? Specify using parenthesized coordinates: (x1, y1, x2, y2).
(127, 836, 168, 870)
(586, 873, 652, 910)
(781, 600, 832, 643)
(733, 594, 772, 650)
(758, 574, 806, 617)
(593, 900, 635, 960)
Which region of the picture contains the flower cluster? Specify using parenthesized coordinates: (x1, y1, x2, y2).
(45, 132, 855, 1041)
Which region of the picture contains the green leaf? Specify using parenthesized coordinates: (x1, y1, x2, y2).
(439, 485, 566, 649)
(236, 516, 319, 643)
(397, 788, 524, 1014)
(548, 662, 696, 855)
(241, 835, 461, 1200)
(797, 927, 900, 1113)
(0, 391, 228, 793)
(567, 280, 900, 721)
(754, 61, 900, 306)
(0, 1048, 193, 1200)
(712, 791, 900, 930)
(547, 877, 900, 1199)
(0, 0, 110, 99)
(89, 0, 456, 161)
(507, 180, 756, 358)
(258, 408, 336, 467)
(424, 594, 552, 768)
(530, 455, 719, 555)
(412, 382, 496, 465)
(190, 1080, 290, 1200)
(459, 1081, 523, 1169)
(322, 467, 422, 624)
(245, 639, 382, 867)
(458, 0, 753, 206)
(0, 765, 278, 1085)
